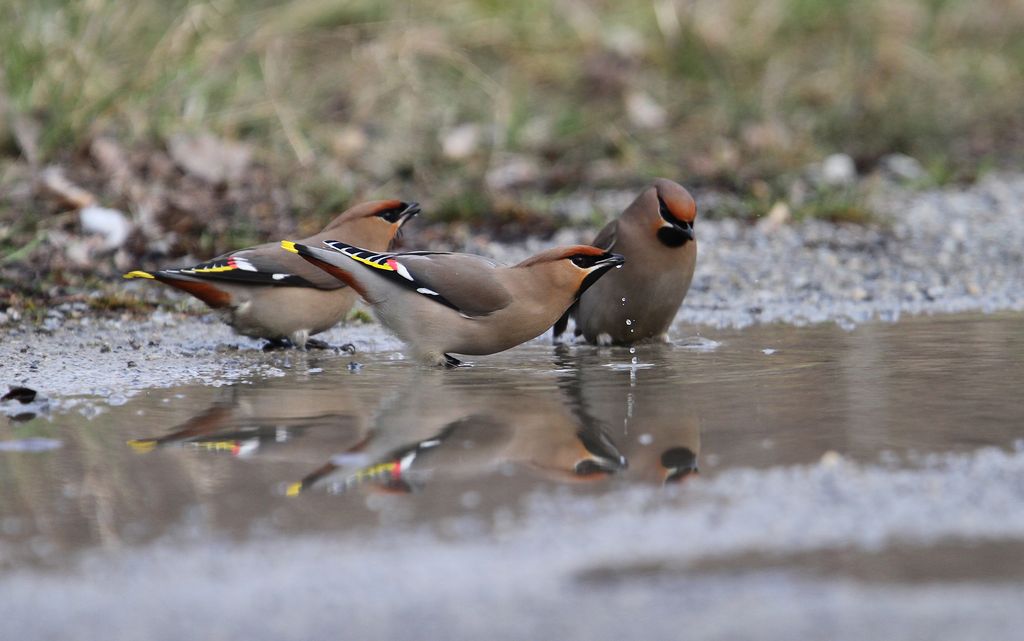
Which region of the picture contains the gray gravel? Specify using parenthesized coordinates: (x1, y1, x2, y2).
(0, 308, 402, 402)
(684, 173, 1024, 328)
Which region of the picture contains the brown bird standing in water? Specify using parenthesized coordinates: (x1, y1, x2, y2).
(124, 200, 419, 348)
(281, 239, 624, 366)
(553, 178, 697, 345)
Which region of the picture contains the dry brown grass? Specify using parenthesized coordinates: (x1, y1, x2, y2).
(2, 0, 1023, 231)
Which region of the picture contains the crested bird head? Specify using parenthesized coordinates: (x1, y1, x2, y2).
(516, 244, 625, 301)
(661, 446, 699, 484)
(626, 178, 697, 248)
(318, 199, 420, 249)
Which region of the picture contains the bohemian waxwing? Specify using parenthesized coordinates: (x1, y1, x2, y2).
(280, 239, 624, 366)
(553, 178, 697, 345)
(124, 200, 419, 348)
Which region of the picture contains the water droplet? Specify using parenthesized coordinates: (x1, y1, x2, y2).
(625, 319, 632, 326)
(629, 347, 636, 355)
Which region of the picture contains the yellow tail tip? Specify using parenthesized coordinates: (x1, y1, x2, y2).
(280, 240, 298, 254)
(285, 482, 303, 497)
(127, 439, 157, 453)
(123, 270, 155, 280)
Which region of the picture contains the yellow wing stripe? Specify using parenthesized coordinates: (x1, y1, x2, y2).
(191, 264, 235, 273)
(348, 253, 394, 271)
(282, 240, 395, 272)
(126, 439, 157, 453)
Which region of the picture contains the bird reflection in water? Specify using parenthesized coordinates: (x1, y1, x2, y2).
(126, 371, 377, 461)
(556, 344, 701, 486)
(288, 368, 629, 495)
(126, 347, 701, 497)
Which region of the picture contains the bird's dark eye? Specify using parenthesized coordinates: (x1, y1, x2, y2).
(571, 254, 598, 268)
(376, 203, 410, 223)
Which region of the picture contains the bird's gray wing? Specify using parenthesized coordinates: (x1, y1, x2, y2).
(320, 241, 513, 317)
(590, 219, 618, 252)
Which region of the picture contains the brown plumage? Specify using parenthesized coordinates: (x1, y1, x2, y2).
(554, 178, 697, 345)
(124, 200, 419, 348)
(281, 239, 624, 366)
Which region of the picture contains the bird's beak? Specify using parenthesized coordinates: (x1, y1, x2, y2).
(576, 252, 625, 298)
(574, 427, 628, 477)
(595, 252, 626, 269)
(656, 220, 694, 247)
(672, 220, 695, 242)
(397, 201, 421, 228)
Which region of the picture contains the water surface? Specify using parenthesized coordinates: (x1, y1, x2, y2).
(3, 313, 1022, 573)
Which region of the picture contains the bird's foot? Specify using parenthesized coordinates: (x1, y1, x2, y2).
(442, 354, 463, 369)
(337, 342, 357, 354)
(262, 338, 290, 352)
(304, 338, 332, 350)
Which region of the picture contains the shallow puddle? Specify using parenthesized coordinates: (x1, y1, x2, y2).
(2, 312, 1023, 583)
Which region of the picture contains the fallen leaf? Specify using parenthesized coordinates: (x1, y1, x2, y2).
(168, 132, 252, 184)
(38, 166, 96, 209)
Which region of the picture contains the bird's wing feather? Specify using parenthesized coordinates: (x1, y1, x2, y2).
(164, 243, 344, 290)
(591, 219, 618, 252)
(321, 241, 513, 317)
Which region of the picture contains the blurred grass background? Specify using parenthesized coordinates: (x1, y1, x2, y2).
(1, 0, 1023, 287)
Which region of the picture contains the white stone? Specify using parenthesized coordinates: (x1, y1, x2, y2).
(626, 91, 668, 130)
(822, 153, 857, 186)
(880, 153, 926, 182)
(80, 206, 132, 250)
(441, 124, 482, 160)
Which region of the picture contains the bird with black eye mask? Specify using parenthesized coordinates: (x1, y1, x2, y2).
(124, 200, 419, 349)
(281, 239, 623, 367)
(553, 178, 697, 346)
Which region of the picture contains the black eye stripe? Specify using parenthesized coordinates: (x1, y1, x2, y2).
(571, 254, 601, 268)
(376, 205, 408, 223)
(659, 195, 686, 225)
(657, 195, 695, 233)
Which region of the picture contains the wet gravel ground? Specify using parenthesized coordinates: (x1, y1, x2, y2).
(0, 310, 402, 403)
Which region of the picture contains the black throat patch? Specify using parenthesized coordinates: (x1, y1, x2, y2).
(657, 226, 690, 248)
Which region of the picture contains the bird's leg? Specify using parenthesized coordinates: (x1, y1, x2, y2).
(338, 342, 357, 354)
(288, 329, 310, 350)
(262, 338, 290, 352)
(443, 354, 463, 368)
